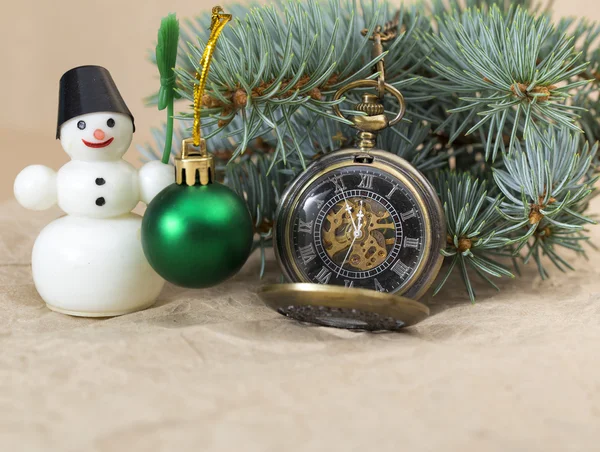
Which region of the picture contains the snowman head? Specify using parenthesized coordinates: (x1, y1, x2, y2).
(59, 112, 133, 161)
(56, 66, 135, 162)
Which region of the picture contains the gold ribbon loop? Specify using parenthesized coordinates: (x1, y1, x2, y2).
(192, 6, 232, 147)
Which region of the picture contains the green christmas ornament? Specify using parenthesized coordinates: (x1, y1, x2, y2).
(142, 8, 253, 289)
(141, 152, 254, 288)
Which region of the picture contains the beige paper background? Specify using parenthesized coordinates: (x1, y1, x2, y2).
(1, 1, 600, 451)
(1, 190, 600, 452)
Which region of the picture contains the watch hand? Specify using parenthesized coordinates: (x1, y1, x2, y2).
(356, 200, 364, 231)
(337, 233, 358, 278)
(343, 197, 358, 232)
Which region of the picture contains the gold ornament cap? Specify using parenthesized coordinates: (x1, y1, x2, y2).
(176, 138, 215, 186)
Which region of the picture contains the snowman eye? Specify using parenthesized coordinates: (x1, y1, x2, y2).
(107, 118, 115, 128)
(77, 121, 86, 130)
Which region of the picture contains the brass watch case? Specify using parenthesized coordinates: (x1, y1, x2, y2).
(273, 148, 446, 301)
(259, 283, 429, 331)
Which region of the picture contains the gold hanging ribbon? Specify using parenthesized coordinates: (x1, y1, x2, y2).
(176, 6, 231, 186)
(192, 6, 232, 147)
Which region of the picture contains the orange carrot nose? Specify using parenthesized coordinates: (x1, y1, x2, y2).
(94, 129, 106, 140)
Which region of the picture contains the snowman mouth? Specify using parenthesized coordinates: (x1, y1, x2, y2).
(82, 138, 114, 148)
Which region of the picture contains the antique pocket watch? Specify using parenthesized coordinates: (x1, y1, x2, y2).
(260, 15, 446, 330)
(259, 80, 446, 331)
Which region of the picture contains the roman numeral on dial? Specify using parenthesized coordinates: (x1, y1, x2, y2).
(298, 219, 313, 234)
(332, 176, 346, 193)
(299, 243, 317, 264)
(344, 279, 354, 288)
(404, 237, 420, 248)
(358, 174, 374, 190)
(374, 278, 386, 292)
(386, 184, 399, 199)
(315, 267, 332, 284)
(400, 209, 416, 221)
(391, 260, 410, 276)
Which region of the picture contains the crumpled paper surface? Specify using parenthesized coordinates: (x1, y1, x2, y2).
(1, 198, 599, 452)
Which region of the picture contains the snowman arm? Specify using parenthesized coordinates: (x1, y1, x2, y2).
(138, 161, 175, 204)
(14, 165, 58, 211)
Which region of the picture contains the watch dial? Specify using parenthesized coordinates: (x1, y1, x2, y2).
(289, 165, 426, 293)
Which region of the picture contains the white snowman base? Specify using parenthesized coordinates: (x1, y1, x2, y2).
(32, 213, 165, 317)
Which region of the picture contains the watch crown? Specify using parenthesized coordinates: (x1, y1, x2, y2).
(352, 93, 389, 150)
(355, 93, 385, 116)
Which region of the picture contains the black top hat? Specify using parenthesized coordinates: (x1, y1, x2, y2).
(56, 65, 135, 139)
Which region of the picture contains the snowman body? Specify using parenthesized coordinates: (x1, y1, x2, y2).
(57, 160, 139, 218)
(32, 214, 163, 316)
(15, 107, 173, 317)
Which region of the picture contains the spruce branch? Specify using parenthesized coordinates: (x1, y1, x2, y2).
(379, 121, 452, 172)
(226, 153, 296, 277)
(434, 171, 515, 302)
(169, 0, 428, 164)
(523, 205, 595, 279)
(579, 95, 600, 151)
(493, 126, 598, 266)
(422, 6, 589, 160)
(140, 0, 600, 301)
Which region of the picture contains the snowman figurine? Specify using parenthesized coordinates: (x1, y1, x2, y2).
(14, 66, 174, 317)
